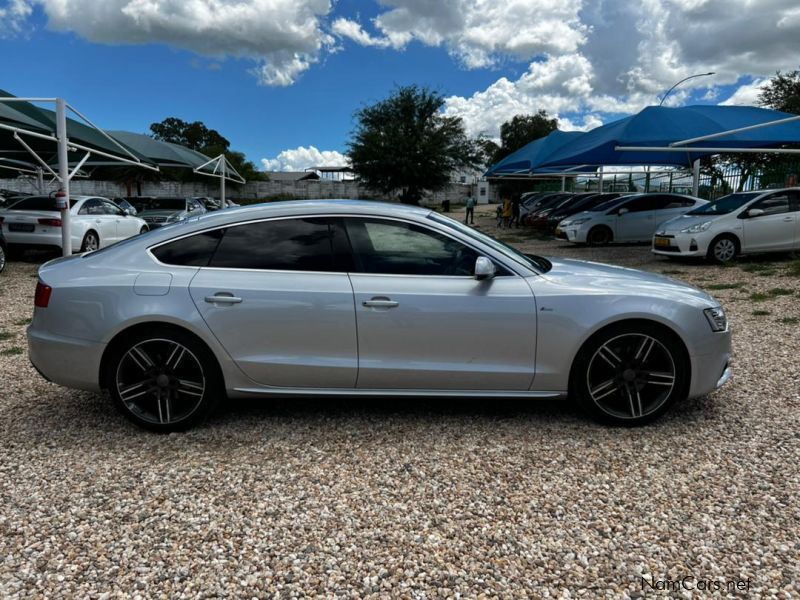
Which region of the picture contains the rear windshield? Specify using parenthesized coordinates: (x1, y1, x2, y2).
(687, 192, 759, 215)
(6, 196, 75, 210)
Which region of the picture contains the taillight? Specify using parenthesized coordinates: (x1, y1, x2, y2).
(34, 281, 52, 308)
(38, 218, 62, 227)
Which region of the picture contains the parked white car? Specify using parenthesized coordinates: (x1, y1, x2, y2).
(556, 193, 707, 245)
(0, 195, 149, 253)
(653, 188, 800, 262)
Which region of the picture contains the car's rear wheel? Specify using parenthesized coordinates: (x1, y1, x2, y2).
(587, 225, 613, 246)
(0, 244, 6, 273)
(139, 226, 149, 235)
(106, 328, 222, 432)
(707, 234, 738, 263)
(571, 322, 689, 425)
(81, 230, 99, 252)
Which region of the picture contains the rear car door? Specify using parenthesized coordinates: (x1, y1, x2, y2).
(183, 217, 358, 389)
(612, 195, 655, 241)
(741, 191, 795, 252)
(343, 217, 537, 391)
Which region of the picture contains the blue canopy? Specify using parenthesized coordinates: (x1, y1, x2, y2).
(484, 130, 584, 177)
(538, 105, 800, 170)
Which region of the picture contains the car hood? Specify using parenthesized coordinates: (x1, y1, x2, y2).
(138, 209, 183, 218)
(541, 257, 716, 307)
(657, 213, 717, 233)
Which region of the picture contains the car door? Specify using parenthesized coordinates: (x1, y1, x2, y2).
(343, 217, 537, 391)
(612, 195, 655, 242)
(740, 191, 795, 252)
(185, 217, 358, 389)
(102, 199, 136, 241)
(79, 198, 117, 245)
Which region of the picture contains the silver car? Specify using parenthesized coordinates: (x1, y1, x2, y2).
(28, 200, 732, 431)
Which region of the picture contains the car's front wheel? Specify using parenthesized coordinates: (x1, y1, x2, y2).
(106, 328, 222, 432)
(571, 322, 689, 425)
(586, 225, 613, 246)
(139, 226, 149, 235)
(81, 230, 99, 252)
(707, 234, 739, 264)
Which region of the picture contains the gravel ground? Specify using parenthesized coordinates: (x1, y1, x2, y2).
(1, 206, 799, 598)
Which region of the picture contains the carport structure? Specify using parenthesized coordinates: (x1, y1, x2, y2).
(0, 91, 246, 256)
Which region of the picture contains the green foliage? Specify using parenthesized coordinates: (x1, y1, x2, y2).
(150, 117, 230, 153)
(705, 282, 743, 290)
(779, 317, 800, 325)
(493, 111, 558, 165)
(758, 70, 800, 115)
(752, 310, 771, 316)
(0, 347, 23, 356)
(348, 85, 481, 204)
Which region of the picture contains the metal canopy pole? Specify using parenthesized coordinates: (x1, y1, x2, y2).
(692, 159, 700, 196)
(598, 166, 604, 192)
(220, 157, 226, 205)
(560, 176, 565, 192)
(55, 98, 71, 257)
(36, 167, 44, 193)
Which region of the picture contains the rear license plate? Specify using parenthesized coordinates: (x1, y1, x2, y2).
(9, 223, 35, 232)
(654, 236, 671, 247)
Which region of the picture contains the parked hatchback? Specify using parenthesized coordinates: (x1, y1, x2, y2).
(557, 193, 706, 245)
(653, 188, 800, 262)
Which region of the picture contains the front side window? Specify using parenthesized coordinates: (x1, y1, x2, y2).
(79, 199, 103, 215)
(751, 193, 790, 216)
(345, 218, 478, 276)
(102, 200, 125, 216)
(619, 196, 654, 213)
(210, 218, 336, 271)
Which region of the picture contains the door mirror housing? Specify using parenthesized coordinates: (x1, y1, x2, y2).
(617, 207, 629, 216)
(747, 208, 765, 218)
(474, 256, 496, 280)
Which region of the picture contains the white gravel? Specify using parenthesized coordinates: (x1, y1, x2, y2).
(1, 215, 798, 598)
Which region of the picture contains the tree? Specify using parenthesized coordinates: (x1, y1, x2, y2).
(493, 111, 558, 165)
(348, 86, 481, 204)
(758, 70, 800, 114)
(150, 117, 230, 154)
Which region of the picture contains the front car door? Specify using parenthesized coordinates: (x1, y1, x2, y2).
(79, 198, 117, 245)
(102, 199, 135, 241)
(740, 191, 796, 252)
(343, 216, 537, 391)
(611, 195, 655, 242)
(178, 217, 358, 388)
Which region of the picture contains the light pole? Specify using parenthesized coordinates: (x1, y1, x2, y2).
(659, 72, 715, 106)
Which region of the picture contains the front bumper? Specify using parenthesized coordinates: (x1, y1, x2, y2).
(688, 328, 732, 398)
(652, 233, 709, 257)
(27, 327, 106, 392)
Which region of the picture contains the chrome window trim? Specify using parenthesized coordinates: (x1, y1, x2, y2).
(145, 213, 530, 277)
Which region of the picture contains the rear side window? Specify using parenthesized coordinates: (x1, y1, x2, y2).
(152, 229, 224, 266)
(618, 196, 654, 213)
(209, 218, 336, 271)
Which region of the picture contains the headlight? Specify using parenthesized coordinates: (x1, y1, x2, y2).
(570, 218, 591, 226)
(704, 307, 727, 332)
(680, 221, 712, 234)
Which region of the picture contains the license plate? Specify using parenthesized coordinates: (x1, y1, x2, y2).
(654, 236, 671, 247)
(9, 223, 35, 232)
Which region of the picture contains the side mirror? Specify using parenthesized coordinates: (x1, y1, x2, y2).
(747, 208, 765, 218)
(474, 256, 496, 280)
(124, 207, 135, 216)
(617, 207, 629, 216)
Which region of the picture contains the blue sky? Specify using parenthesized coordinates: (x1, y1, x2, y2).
(0, 0, 790, 171)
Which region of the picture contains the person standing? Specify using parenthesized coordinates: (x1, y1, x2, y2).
(511, 195, 521, 228)
(464, 194, 476, 224)
(502, 197, 513, 228)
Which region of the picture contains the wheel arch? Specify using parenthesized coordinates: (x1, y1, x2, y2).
(708, 231, 741, 256)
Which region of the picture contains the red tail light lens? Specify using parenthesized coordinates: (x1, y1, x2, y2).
(34, 281, 52, 308)
(38, 218, 62, 227)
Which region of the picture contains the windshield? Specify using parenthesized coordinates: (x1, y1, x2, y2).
(687, 192, 759, 215)
(590, 196, 630, 212)
(428, 212, 551, 273)
(6, 196, 76, 210)
(142, 198, 187, 211)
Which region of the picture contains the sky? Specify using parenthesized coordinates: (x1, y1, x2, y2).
(0, 0, 797, 172)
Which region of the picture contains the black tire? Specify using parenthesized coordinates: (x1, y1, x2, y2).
(139, 226, 149, 235)
(106, 327, 223, 432)
(80, 230, 100, 252)
(570, 321, 690, 426)
(707, 234, 739, 264)
(0, 243, 6, 273)
(587, 225, 613, 246)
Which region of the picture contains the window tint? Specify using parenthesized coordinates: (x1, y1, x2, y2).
(210, 218, 336, 271)
(652, 195, 693, 210)
(345, 218, 478, 276)
(619, 196, 654, 213)
(102, 200, 124, 216)
(152, 229, 224, 266)
(752, 193, 790, 216)
(79, 199, 103, 215)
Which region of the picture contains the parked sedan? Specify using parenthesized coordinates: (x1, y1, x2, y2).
(557, 193, 706, 245)
(653, 188, 800, 263)
(28, 200, 731, 432)
(0, 195, 149, 253)
(136, 197, 207, 228)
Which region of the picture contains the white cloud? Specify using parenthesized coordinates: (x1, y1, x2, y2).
(261, 145, 349, 172)
(0, 0, 32, 36)
(19, 0, 334, 86)
(719, 79, 768, 107)
(331, 18, 393, 48)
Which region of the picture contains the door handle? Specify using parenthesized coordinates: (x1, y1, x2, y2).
(783, 217, 794, 221)
(363, 298, 399, 308)
(204, 294, 243, 304)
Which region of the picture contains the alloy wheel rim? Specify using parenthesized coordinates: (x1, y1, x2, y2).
(115, 338, 206, 425)
(586, 333, 676, 419)
(714, 239, 735, 262)
(85, 234, 99, 251)
(0, 247, 5, 271)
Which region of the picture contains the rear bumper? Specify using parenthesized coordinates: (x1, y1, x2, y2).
(27, 327, 105, 392)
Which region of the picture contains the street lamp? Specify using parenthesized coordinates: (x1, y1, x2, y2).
(659, 72, 715, 106)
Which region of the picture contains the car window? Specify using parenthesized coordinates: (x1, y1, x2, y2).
(102, 200, 124, 216)
(652, 195, 689, 210)
(6, 196, 75, 210)
(790, 191, 800, 212)
(689, 192, 759, 215)
(151, 229, 224, 266)
(344, 217, 478, 276)
(752, 193, 790, 216)
(79, 199, 104, 216)
(616, 196, 653, 214)
(209, 218, 337, 271)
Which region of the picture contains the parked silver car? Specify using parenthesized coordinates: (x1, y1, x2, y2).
(28, 200, 732, 431)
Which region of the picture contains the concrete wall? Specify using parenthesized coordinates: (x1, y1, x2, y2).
(0, 177, 493, 206)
